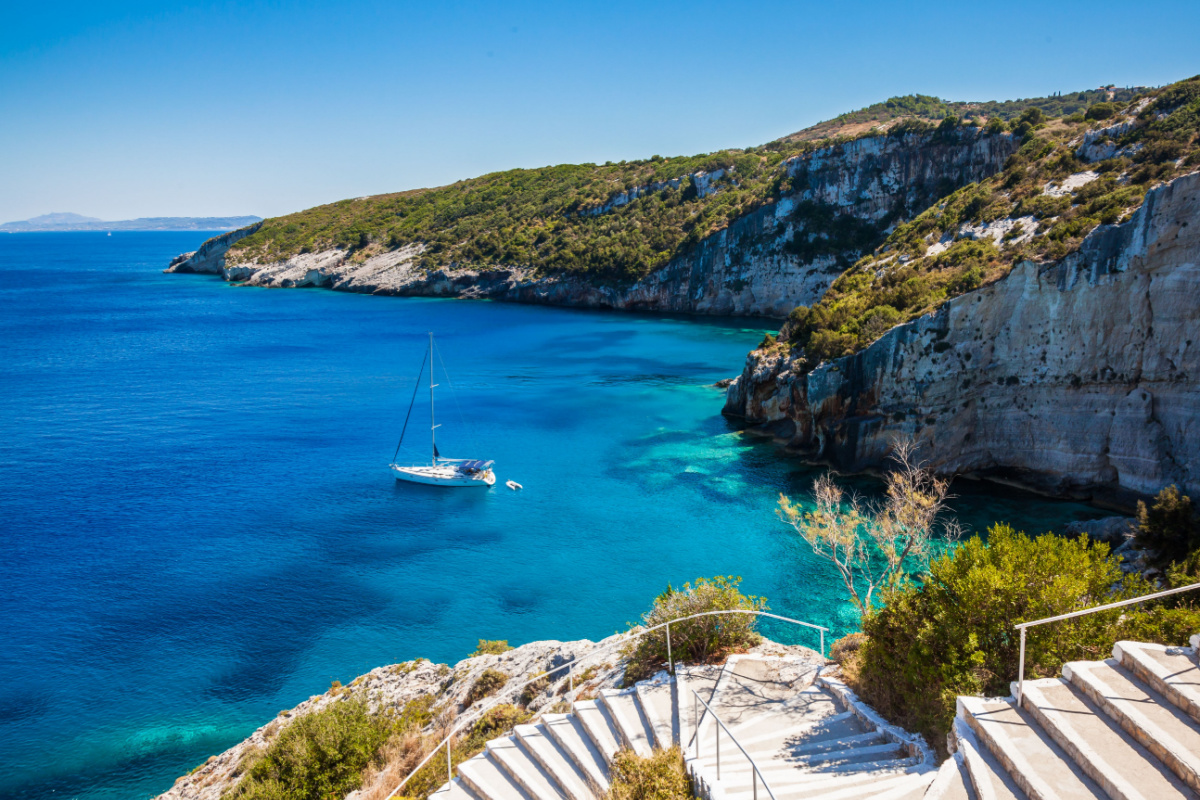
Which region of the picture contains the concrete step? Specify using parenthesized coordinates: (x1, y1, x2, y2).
(677, 664, 722, 749)
(539, 713, 609, 793)
(513, 724, 597, 800)
(1016, 677, 1191, 800)
(958, 695, 1105, 798)
(725, 686, 842, 738)
(1114, 641, 1200, 725)
(429, 777, 481, 800)
(697, 741, 906, 775)
(572, 700, 622, 767)
(487, 737, 569, 800)
(953, 718, 1027, 800)
(457, 752, 533, 800)
(732, 710, 867, 752)
(715, 763, 923, 800)
(598, 689, 654, 757)
(633, 675, 677, 749)
(923, 753, 977, 800)
(1065, 659, 1200, 793)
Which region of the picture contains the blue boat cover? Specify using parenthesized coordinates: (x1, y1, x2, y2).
(459, 460, 494, 471)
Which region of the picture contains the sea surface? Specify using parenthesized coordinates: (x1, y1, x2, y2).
(0, 232, 1107, 799)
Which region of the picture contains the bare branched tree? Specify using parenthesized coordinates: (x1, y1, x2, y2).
(777, 439, 959, 615)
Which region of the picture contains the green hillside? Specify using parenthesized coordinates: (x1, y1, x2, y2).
(778, 76, 1200, 365)
(228, 81, 1188, 293)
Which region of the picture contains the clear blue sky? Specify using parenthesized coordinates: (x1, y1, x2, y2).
(2, 0, 1197, 222)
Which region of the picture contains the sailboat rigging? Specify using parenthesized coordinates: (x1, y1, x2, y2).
(389, 333, 495, 488)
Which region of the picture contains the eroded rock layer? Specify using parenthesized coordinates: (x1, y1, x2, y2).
(724, 171, 1200, 506)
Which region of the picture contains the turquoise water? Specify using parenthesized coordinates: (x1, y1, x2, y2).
(0, 233, 1107, 799)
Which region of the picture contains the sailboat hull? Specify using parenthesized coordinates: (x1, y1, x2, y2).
(390, 464, 495, 487)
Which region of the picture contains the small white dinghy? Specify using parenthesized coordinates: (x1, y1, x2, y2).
(389, 333, 495, 488)
(506, 480, 522, 490)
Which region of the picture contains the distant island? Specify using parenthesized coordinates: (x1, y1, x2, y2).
(1, 212, 262, 232)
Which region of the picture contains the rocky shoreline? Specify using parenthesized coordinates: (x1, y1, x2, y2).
(166, 130, 1018, 318)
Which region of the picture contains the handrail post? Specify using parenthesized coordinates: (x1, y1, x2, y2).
(666, 621, 673, 674)
(447, 736, 452, 783)
(819, 628, 824, 657)
(1017, 626, 1026, 706)
(715, 717, 720, 779)
(753, 767, 758, 800)
(694, 692, 699, 758)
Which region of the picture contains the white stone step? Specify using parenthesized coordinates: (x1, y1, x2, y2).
(953, 718, 1027, 800)
(732, 710, 865, 751)
(923, 752, 976, 800)
(487, 736, 571, 800)
(677, 664, 722, 749)
(571, 700, 622, 767)
(716, 764, 923, 800)
(429, 777, 481, 800)
(1114, 641, 1200, 724)
(539, 713, 609, 793)
(958, 695, 1105, 798)
(726, 686, 842, 737)
(1016, 677, 1190, 800)
(634, 676, 677, 749)
(1065, 659, 1200, 793)
(457, 751, 533, 800)
(513, 724, 596, 800)
(598, 689, 654, 757)
(698, 741, 906, 775)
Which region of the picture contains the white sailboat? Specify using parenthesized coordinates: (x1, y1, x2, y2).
(389, 333, 495, 488)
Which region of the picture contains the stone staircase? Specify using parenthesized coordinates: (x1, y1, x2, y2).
(429, 654, 952, 800)
(427, 635, 1200, 800)
(952, 635, 1200, 799)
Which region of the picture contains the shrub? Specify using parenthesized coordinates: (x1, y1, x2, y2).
(464, 669, 509, 707)
(852, 524, 1200, 755)
(471, 640, 512, 656)
(622, 577, 765, 684)
(830, 632, 866, 667)
(606, 747, 692, 800)
(1086, 102, 1117, 121)
(1134, 485, 1200, 570)
(227, 697, 393, 800)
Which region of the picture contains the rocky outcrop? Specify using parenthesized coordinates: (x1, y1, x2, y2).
(164, 222, 262, 275)
(157, 635, 628, 800)
(725, 171, 1200, 508)
(167, 130, 1017, 317)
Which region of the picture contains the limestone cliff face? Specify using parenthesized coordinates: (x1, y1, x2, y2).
(165, 222, 262, 274)
(724, 171, 1200, 507)
(167, 130, 1017, 317)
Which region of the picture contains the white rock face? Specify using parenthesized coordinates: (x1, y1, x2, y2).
(725, 171, 1200, 506)
(168, 130, 1018, 318)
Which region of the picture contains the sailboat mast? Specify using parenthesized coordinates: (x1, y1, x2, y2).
(429, 332, 437, 465)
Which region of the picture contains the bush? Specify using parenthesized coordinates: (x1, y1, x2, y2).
(852, 524, 1200, 755)
(1134, 485, 1200, 570)
(228, 697, 393, 800)
(471, 640, 513, 656)
(622, 577, 765, 684)
(606, 747, 692, 800)
(1086, 102, 1118, 121)
(464, 669, 509, 707)
(830, 632, 866, 668)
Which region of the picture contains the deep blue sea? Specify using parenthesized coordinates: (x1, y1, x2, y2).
(0, 232, 1107, 799)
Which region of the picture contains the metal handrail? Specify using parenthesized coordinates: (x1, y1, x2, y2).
(384, 609, 828, 799)
(1015, 580, 1200, 703)
(691, 688, 778, 800)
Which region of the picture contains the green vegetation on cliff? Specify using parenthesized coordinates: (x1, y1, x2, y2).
(228, 84, 1163, 283)
(779, 76, 1200, 366)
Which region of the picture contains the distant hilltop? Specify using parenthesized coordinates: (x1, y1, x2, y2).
(0, 212, 262, 232)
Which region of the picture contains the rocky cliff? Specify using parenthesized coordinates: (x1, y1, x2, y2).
(724, 171, 1200, 507)
(167, 130, 1017, 317)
